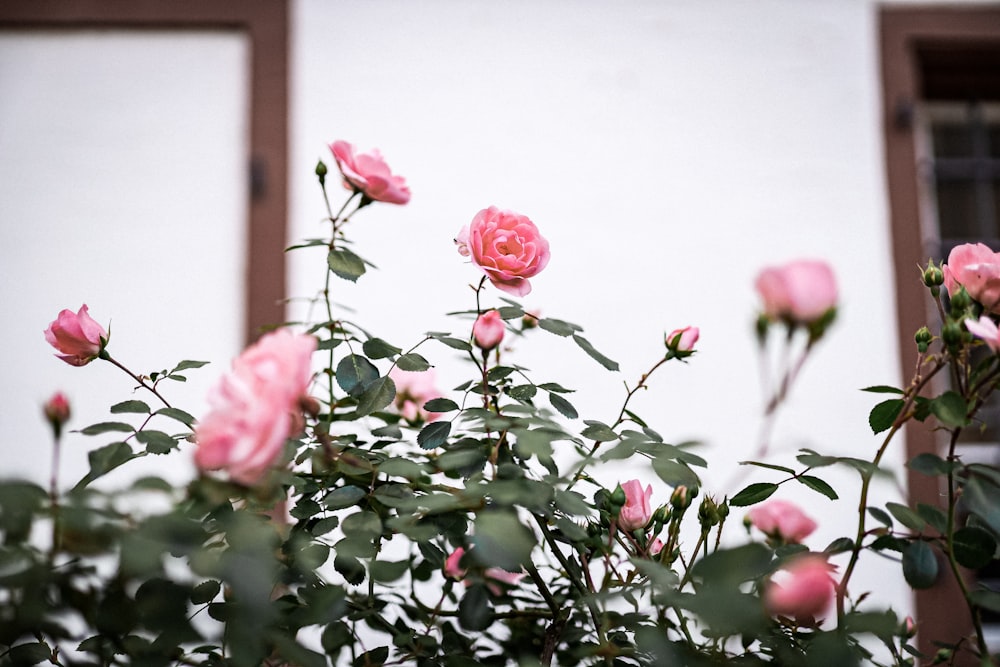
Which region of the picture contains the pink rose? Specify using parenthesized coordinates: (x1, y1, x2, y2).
(755, 260, 838, 323)
(444, 546, 467, 579)
(388, 367, 444, 423)
(473, 310, 506, 350)
(666, 326, 699, 353)
(443, 546, 525, 595)
(44, 304, 107, 366)
(747, 499, 817, 544)
(329, 140, 410, 205)
(944, 243, 1000, 313)
(764, 554, 836, 622)
(965, 316, 1000, 353)
(195, 330, 317, 485)
(619, 479, 653, 531)
(456, 207, 550, 297)
(649, 537, 665, 557)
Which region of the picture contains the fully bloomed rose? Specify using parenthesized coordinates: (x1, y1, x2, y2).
(619, 479, 653, 531)
(329, 140, 410, 205)
(44, 304, 107, 366)
(747, 499, 817, 544)
(456, 207, 550, 297)
(473, 310, 505, 350)
(764, 554, 836, 622)
(194, 330, 317, 485)
(944, 243, 1000, 313)
(388, 367, 444, 423)
(755, 260, 837, 324)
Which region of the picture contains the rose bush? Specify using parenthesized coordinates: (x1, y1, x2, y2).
(8, 141, 1000, 667)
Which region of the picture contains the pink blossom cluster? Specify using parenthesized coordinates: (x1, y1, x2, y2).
(194, 330, 317, 485)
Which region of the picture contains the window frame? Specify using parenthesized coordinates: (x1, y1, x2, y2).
(0, 0, 289, 345)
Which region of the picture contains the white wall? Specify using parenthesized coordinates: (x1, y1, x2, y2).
(0, 30, 249, 486)
(291, 0, 909, 615)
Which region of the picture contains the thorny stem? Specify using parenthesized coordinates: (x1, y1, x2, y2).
(100, 351, 172, 409)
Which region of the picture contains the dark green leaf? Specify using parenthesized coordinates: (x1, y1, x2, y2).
(334, 555, 366, 585)
(507, 384, 537, 400)
(548, 393, 578, 420)
(538, 317, 581, 337)
(171, 359, 210, 373)
(356, 376, 396, 417)
(862, 385, 904, 394)
(396, 353, 431, 372)
(370, 559, 410, 583)
(538, 382, 574, 393)
(321, 621, 352, 657)
(423, 397, 459, 413)
(155, 407, 197, 427)
(75, 442, 134, 489)
(869, 399, 904, 435)
(353, 647, 389, 667)
(796, 474, 838, 500)
(110, 400, 150, 414)
(970, 590, 1000, 614)
(8, 643, 51, 665)
(428, 332, 472, 351)
(916, 503, 948, 534)
(581, 420, 618, 442)
(652, 458, 700, 488)
(341, 511, 382, 541)
(79, 421, 135, 436)
(729, 483, 778, 507)
(378, 458, 426, 480)
(902, 541, 938, 589)
(907, 452, 954, 477)
(555, 517, 588, 541)
(824, 537, 856, 554)
(691, 543, 772, 585)
(328, 247, 366, 282)
(929, 391, 969, 428)
(572, 334, 619, 371)
(472, 511, 536, 570)
(136, 430, 177, 455)
(953, 526, 997, 569)
(497, 305, 524, 319)
(867, 506, 893, 528)
(323, 485, 367, 510)
(739, 460, 795, 474)
(417, 421, 452, 450)
(335, 354, 379, 396)
(362, 338, 402, 359)
(458, 584, 493, 631)
(191, 580, 221, 604)
(885, 502, 927, 532)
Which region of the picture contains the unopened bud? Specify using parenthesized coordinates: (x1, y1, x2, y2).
(915, 326, 933, 353)
(610, 484, 627, 509)
(922, 263, 944, 287)
(698, 497, 720, 528)
(521, 310, 540, 330)
(902, 615, 916, 638)
(949, 287, 971, 313)
(942, 320, 963, 348)
(315, 159, 328, 185)
(43, 392, 71, 438)
(670, 485, 691, 511)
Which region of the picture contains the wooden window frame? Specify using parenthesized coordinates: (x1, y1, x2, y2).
(0, 0, 289, 345)
(881, 4, 1000, 660)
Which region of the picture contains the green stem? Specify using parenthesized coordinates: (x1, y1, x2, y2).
(99, 351, 172, 409)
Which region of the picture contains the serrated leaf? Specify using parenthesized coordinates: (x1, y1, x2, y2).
(796, 474, 838, 500)
(497, 306, 524, 320)
(110, 400, 150, 414)
(396, 353, 431, 372)
(930, 391, 969, 428)
(75, 442, 134, 489)
(548, 393, 578, 420)
(155, 407, 197, 427)
(953, 526, 997, 569)
(191, 580, 221, 604)
(335, 354, 379, 396)
(581, 420, 618, 442)
(136, 430, 177, 455)
(423, 398, 459, 413)
(362, 337, 402, 359)
(824, 537, 855, 554)
(370, 559, 410, 583)
(417, 421, 451, 450)
(538, 317, 581, 336)
(357, 376, 395, 417)
(472, 511, 536, 570)
(652, 458, 700, 488)
(572, 334, 619, 371)
(902, 541, 938, 589)
(885, 502, 927, 532)
(428, 333, 472, 351)
(729, 482, 778, 507)
(171, 359, 210, 373)
(323, 485, 367, 510)
(508, 384, 537, 401)
(328, 247, 366, 282)
(79, 421, 135, 436)
(869, 398, 904, 435)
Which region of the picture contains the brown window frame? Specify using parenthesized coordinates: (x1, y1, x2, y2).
(881, 4, 1000, 661)
(0, 0, 289, 345)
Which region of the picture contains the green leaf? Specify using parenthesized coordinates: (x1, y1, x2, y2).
(362, 337, 402, 359)
(538, 382, 574, 393)
(79, 421, 135, 436)
(867, 506, 893, 528)
(75, 442, 134, 489)
(328, 247, 366, 282)
(370, 559, 410, 583)
(428, 332, 472, 351)
(417, 421, 452, 450)
(548, 393, 578, 420)
(378, 458, 426, 480)
(458, 583, 493, 631)
(356, 376, 396, 417)
(396, 353, 431, 372)
(691, 543, 772, 586)
(902, 540, 938, 589)
(916, 503, 948, 534)
(423, 397, 459, 413)
(729, 482, 779, 507)
(581, 420, 618, 442)
(335, 354, 379, 396)
(171, 359, 210, 373)
(472, 511, 536, 570)
(795, 474, 838, 500)
(652, 458, 700, 488)
(885, 502, 927, 532)
(538, 317, 581, 337)
(191, 580, 221, 604)
(824, 537, 856, 554)
(110, 400, 150, 414)
(862, 385, 904, 394)
(572, 334, 619, 371)
(929, 391, 969, 428)
(739, 460, 795, 474)
(323, 485, 367, 510)
(869, 398, 904, 435)
(333, 554, 366, 585)
(155, 407, 197, 427)
(953, 526, 997, 569)
(507, 384, 537, 401)
(135, 430, 178, 455)
(8, 643, 51, 665)
(970, 589, 1000, 614)
(907, 452, 954, 476)
(341, 511, 382, 541)
(497, 305, 524, 319)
